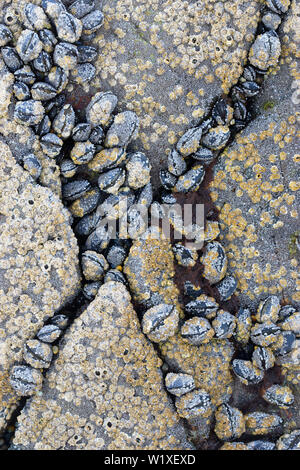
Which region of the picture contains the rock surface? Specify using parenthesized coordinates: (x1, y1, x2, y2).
(12, 282, 192, 450)
(65, 0, 262, 186)
(209, 0, 299, 309)
(0, 141, 81, 431)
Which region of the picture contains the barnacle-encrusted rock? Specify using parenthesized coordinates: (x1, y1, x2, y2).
(124, 233, 234, 405)
(12, 282, 192, 450)
(124, 233, 181, 310)
(142, 303, 179, 343)
(209, 90, 300, 309)
(161, 335, 234, 407)
(0, 141, 80, 430)
(263, 385, 294, 408)
(214, 404, 245, 441)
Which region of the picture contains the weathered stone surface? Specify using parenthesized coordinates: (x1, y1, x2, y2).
(0, 141, 81, 431)
(124, 234, 181, 310)
(12, 282, 192, 450)
(161, 335, 234, 407)
(209, 102, 299, 308)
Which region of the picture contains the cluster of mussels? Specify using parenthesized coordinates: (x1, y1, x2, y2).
(0, 0, 103, 177)
(2, 0, 299, 451)
(158, 281, 299, 448)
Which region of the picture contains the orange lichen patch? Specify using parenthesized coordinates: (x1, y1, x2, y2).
(209, 96, 300, 305)
(124, 235, 182, 312)
(12, 282, 192, 450)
